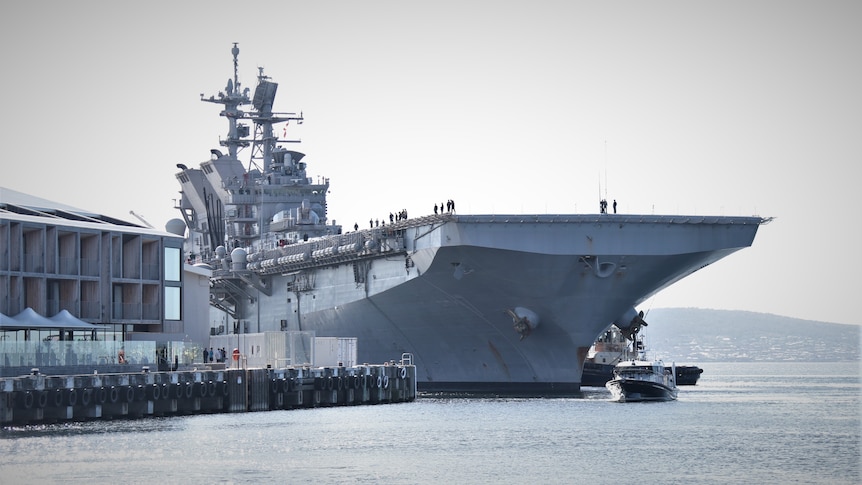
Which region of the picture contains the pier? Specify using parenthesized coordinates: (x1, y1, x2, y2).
(0, 360, 416, 426)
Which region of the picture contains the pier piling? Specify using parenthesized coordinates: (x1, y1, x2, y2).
(0, 363, 416, 426)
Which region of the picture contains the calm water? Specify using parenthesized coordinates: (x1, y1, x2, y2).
(1, 362, 859, 484)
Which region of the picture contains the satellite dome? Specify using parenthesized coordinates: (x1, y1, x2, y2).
(165, 218, 186, 236)
(231, 248, 248, 263)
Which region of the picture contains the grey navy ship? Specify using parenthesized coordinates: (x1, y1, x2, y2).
(174, 44, 769, 394)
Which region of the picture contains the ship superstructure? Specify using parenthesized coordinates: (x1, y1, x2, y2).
(174, 45, 768, 394)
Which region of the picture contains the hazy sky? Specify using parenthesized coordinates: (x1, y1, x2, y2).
(2, 2, 860, 325)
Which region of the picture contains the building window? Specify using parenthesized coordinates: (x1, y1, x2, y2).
(164, 247, 181, 281)
(165, 286, 181, 320)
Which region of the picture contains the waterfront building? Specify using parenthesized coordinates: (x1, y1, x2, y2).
(0, 187, 208, 374)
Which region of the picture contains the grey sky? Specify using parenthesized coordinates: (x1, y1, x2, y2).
(2, 1, 859, 325)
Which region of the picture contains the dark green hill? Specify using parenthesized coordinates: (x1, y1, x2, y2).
(636, 308, 860, 362)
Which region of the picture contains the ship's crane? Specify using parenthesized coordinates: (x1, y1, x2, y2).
(129, 210, 154, 229)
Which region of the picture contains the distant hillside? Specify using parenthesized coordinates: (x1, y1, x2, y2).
(635, 308, 860, 362)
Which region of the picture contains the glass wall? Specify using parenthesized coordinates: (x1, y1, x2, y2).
(0, 337, 201, 370)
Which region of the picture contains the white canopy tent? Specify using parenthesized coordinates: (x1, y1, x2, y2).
(1, 308, 103, 331)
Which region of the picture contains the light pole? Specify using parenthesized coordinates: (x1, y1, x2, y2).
(256, 179, 264, 334)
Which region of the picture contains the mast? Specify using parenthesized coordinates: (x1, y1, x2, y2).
(247, 66, 304, 174)
(604, 140, 608, 201)
(201, 42, 251, 160)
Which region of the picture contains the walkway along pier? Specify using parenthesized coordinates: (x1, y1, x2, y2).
(0, 359, 416, 426)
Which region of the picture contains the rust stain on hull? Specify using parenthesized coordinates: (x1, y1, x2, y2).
(488, 341, 511, 378)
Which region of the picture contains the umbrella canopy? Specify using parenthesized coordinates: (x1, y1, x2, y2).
(49, 309, 102, 329)
(9, 308, 53, 329)
(0, 312, 18, 328)
(0, 308, 102, 330)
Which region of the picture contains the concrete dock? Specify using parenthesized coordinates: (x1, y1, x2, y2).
(0, 362, 416, 426)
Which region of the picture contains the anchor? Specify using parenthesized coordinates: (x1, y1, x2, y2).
(505, 307, 540, 341)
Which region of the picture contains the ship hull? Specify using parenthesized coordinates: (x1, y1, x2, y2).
(218, 214, 763, 395)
